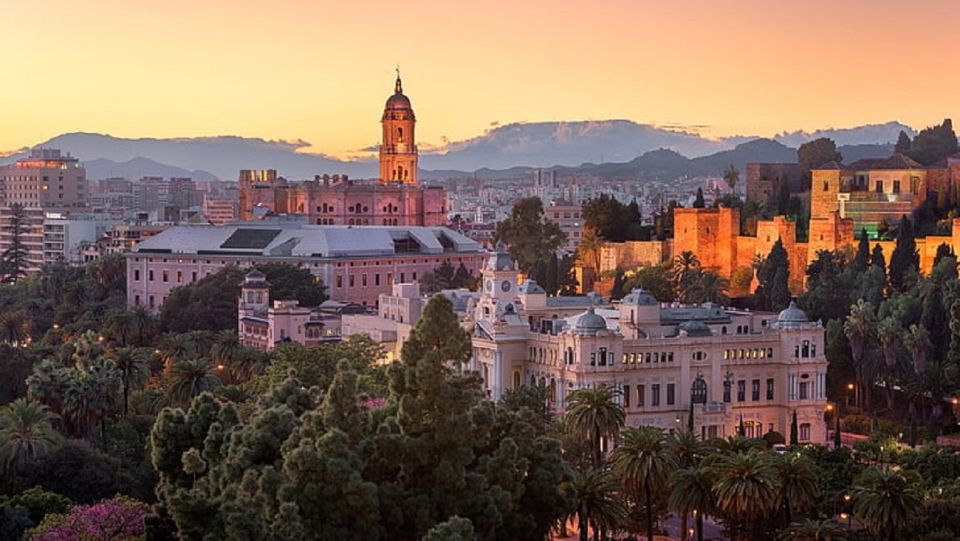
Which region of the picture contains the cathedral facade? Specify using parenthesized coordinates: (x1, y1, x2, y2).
(238, 73, 446, 226)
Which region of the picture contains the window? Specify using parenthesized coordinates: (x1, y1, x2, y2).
(752, 379, 760, 401)
(692, 378, 707, 404)
(799, 423, 811, 442)
(134, 269, 140, 281)
(590, 353, 596, 366)
(375, 273, 380, 286)
(737, 380, 746, 402)
(176, 271, 183, 283)
(637, 385, 645, 407)
(723, 380, 731, 403)
(362, 274, 368, 287)
(599, 347, 607, 366)
(336, 275, 343, 288)
(651, 384, 660, 406)
(766, 378, 775, 400)
(666, 384, 675, 405)
(823, 181, 829, 191)
(148, 270, 154, 282)
(799, 382, 810, 400)
(162, 271, 169, 283)
(624, 385, 631, 408)
(349, 275, 355, 288)
(893, 180, 901, 194)
(875, 180, 883, 193)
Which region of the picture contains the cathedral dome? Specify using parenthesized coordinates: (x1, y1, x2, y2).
(384, 73, 413, 111)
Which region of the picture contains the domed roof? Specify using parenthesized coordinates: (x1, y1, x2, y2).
(677, 320, 712, 337)
(621, 288, 658, 306)
(777, 301, 809, 328)
(384, 73, 413, 111)
(571, 307, 608, 335)
(519, 279, 545, 294)
(245, 269, 266, 281)
(485, 241, 516, 271)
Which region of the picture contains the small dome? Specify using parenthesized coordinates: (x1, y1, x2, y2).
(571, 307, 608, 335)
(777, 301, 809, 328)
(245, 269, 266, 281)
(677, 320, 712, 337)
(622, 288, 658, 306)
(519, 279, 545, 294)
(485, 241, 516, 271)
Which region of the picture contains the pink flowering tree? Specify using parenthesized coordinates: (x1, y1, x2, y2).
(30, 496, 148, 541)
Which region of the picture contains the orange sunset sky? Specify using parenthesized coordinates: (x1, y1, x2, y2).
(2, 0, 958, 158)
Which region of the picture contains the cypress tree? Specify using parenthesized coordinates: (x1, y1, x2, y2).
(687, 400, 694, 433)
(889, 216, 919, 291)
(870, 244, 886, 273)
(693, 188, 706, 209)
(895, 130, 912, 154)
(789, 410, 799, 446)
(852, 228, 870, 275)
(934, 242, 954, 269)
(755, 239, 791, 311)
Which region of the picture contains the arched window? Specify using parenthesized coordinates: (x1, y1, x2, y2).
(691, 377, 708, 405)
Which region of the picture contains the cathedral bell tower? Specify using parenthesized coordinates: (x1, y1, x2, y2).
(379, 70, 418, 185)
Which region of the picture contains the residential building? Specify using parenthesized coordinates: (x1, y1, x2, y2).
(0, 148, 87, 208)
(546, 199, 584, 253)
(203, 196, 237, 225)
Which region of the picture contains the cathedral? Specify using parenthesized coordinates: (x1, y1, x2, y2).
(238, 73, 447, 226)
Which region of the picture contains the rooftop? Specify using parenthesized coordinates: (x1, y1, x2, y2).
(130, 223, 482, 258)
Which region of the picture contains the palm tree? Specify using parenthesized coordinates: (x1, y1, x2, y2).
(670, 466, 715, 541)
(565, 385, 625, 468)
(673, 251, 701, 284)
(611, 426, 676, 541)
(780, 518, 846, 541)
(712, 450, 779, 541)
(131, 305, 153, 347)
(903, 324, 930, 377)
(844, 299, 874, 412)
(0, 398, 63, 477)
(577, 227, 604, 275)
(167, 358, 221, 406)
(670, 429, 703, 469)
(211, 330, 241, 371)
(695, 271, 730, 305)
(876, 317, 901, 412)
(72, 330, 105, 368)
(565, 467, 627, 541)
(109, 347, 149, 416)
(852, 466, 921, 541)
(0, 310, 31, 346)
(231, 348, 269, 381)
(775, 452, 818, 525)
(160, 333, 194, 371)
(104, 309, 136, 347)
(917, 359, 959, 438)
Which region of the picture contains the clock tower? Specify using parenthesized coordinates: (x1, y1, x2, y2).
(475, 241, 521, 325)
(379, 70, 418, 185)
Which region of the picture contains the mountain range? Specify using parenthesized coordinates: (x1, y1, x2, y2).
(0, 120, 915, 181)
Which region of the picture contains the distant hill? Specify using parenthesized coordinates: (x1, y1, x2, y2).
(4, 121, 915, 181)
(421, 139, 896, 181)
(84, 157, 218, 181)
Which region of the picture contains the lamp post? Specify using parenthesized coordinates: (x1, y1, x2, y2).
(846, 383, 856, 412)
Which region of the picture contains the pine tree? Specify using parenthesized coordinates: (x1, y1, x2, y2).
(889, 216, 919, 291)
(693, 188, 706, 209)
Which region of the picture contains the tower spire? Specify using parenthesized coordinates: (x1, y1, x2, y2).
(395, 66, 402, 94)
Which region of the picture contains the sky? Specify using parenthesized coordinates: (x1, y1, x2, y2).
(1, 0, 958, 158)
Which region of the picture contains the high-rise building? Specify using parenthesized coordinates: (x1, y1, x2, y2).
(0, 148, 87, 208)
